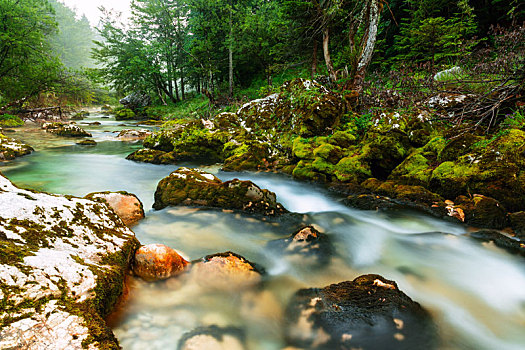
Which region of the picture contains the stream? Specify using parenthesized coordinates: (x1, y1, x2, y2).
(1, 113, 525, 350)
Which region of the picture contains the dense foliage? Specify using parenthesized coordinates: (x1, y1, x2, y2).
(0, 0, 108, 109)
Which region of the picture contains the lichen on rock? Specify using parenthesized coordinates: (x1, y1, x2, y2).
(0, 174, 139, 349)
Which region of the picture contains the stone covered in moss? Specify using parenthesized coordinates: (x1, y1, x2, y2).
(0, 136, 34, 161)
(455, 195, 508, 229)
(76, 139, 97, 146)
(0, 174, 139, 349)
(0, 114, 24, 127)
(509, 212, 525, 238)
(126, 148, 176, 164)
(42, 122, 92, 138)
(285, 274, 436, 349)
(115, 108, 136, 120)
(153, 167, 288, 216)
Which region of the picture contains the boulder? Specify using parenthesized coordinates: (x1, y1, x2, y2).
(115, 108, 136, 121)
(76, 139, 97, 146)
(153, 167, 288, 216)
(119, 91, 151, 110)
(126, 148, 176, 164)
(178, 326, 246, 350)
(285, 274, 436, 349)
(466, 230, 525, 256)
(85, 191, 145, 227)
(267, 226, 332, 267)
(132, 244, 189, 282)
(509, 212, 525, 238)
(189, 252, 264, 291)
(117, 129, 153, 141)
(0, 136, 33, 160)
(42, 122, 92, 138)
(454, 195, 508, 229)
(0, 174, 139, 349)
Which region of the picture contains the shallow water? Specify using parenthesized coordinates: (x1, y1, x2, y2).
(2, 114, 524, 350)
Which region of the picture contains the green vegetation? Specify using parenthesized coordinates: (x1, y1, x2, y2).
(0, 114, 24, 127)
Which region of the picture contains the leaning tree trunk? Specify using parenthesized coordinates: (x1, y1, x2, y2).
(323, 27, 337, 83)
(352, 0, 381, 93)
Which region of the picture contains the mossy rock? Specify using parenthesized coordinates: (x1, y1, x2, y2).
(153, 167, 288, 216)
(43, 122, 92, 138)
(389, 151, 433, 186)
(455, 195, 508, 229)
(292, 160, 327, 182)
(76, 139, 97, 146)
(126, 148, 176, 164)
(115, 108, 136, 120)
(509, 212, 525, 238)
(222, 141, 272, 171)
(0, 174, 139, 348)
(438, 133, 484, 162)
(333, 155, 371, 183)
(0, 114, 24, 127)
(429, 160, 479, 200)
(362, 179, 444, 204)
(328, 130, 356, 148)
(0, 137, 34, 161)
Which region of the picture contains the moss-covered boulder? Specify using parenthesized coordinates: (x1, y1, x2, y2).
(0, 136, 34, 161)
(76, 139, 97, 146)
(126, 148, 176, 164)
(454, 195, 508, 229)
(0, 174, 139, 349)
(42, 122, 92, 138)
(285, 274, 436, 349)
(509, 212, 525, 238)
(114, 108, 136, 121)
(153, 167, 288, 216)
(0, 114, 24, 127)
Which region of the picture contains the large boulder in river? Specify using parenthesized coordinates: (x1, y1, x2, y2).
(153, 167, 288, 216)
(0, 134, 33, 160)
(285, 274, 437, 350)
(0, 174, 139, 349)
(42, 122, 92, 137)
(119, 91, 151, 110)
(133, 244, 189, 281)
(85, 191, 145, 227)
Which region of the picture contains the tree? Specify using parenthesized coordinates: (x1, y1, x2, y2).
(0, 0, 61, 106)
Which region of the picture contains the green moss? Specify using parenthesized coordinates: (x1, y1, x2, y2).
(328, 130, 356, 148)
(292, 137, 315, 159)
(334, 155, 371, 183)
(429, 160, 479, 199)
(115, 108, 136, 121)
(0, 114, 24, 127)
(311, 157, 334, 173)
(292, 160, 327, 182)
(390, 152, 432, 186)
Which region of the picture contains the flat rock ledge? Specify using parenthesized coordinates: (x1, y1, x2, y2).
(0, 174, 140, 349)
(153, 167, 288, 216)
(0, 135, 34, 161)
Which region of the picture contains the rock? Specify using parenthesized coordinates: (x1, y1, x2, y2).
(0, 174, 139, 349)
(267, 226, 332, 267)
(42, 122, 92, 138)
(454, 195, 508, 229)
(115, 108, 136, 120)
(70, 110, 90, 120)
(133, 244, 189, 282)
(285, 274, 436, 349)
(0, 136, 34, 160)
(126, 148, 176, 164)
(509, 212, 525, 238)
(117, 129, 153, 141)
(85, 191, 145, 227)
(76, 139, 97, 146)
(119, 91, 151, 110)
(190, 252, 264, 291)
(178, 326, 246, 350)
(0, 114, 24, 127)
(466, 230, 525, 256)
(153, 167, 288, 216)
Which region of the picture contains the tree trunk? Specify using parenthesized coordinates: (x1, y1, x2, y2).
(180, 66, 185, 100)
(352, 0, 381, 93)
(228, 3, 234, 99)
(311, 40, 318, 79)
(172, 62, 180, 101)
(322, 27, 337, 83)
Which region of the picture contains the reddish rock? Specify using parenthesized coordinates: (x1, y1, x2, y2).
(86, 191, 145, 227)
(133, 244, 189, 282)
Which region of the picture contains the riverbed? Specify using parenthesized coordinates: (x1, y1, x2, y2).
(1, 114, 524, 350)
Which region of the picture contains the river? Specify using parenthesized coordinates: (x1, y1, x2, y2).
(1, 113, 524, 350)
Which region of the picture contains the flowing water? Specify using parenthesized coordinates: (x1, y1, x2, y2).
(1, 113, 524, 350)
